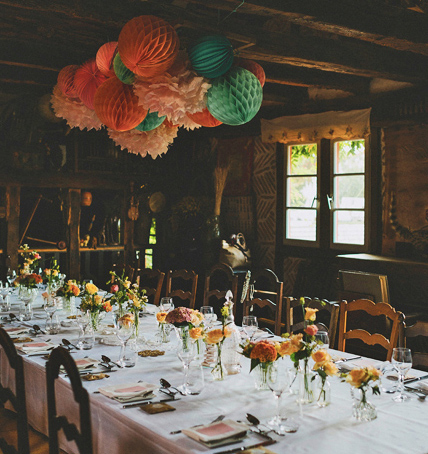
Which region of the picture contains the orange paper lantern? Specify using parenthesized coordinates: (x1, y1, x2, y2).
(74, 59, 107, 110)
(187, 108, 222, 128)
(118, 15, 179, 78)
(235, 58, 266, 87)
(96, 42, 118, 77)
(57, 65, 79, 98)
(94, 77, 148, 132)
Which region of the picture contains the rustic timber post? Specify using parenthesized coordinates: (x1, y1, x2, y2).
(6, 186, 20, 270)
(123, 183, 135, 266)
(66, 189, 81, 280)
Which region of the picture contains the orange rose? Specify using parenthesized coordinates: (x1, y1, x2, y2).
(311, 349, 331, 364)
(103, 301, 112, 312)
(206, 329, 224, 344)
(156, 311, 168, 323)
(304, 307, 318, 321)
(290, 333, 303, 348)
(276, 341, 299, 356)
(323, 361, 338, 376)
(250, 341, 277, 363)
(189, 327, 203, 340)
(346, 368, 370, 388)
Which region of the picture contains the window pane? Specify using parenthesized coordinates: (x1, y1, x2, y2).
(335, 140, 365, 174)
(286, 209, 317, 241)
(145, 249, 153, 269)
(334, 175, 365, 208)
(289, 144, 317, 175)
(333, 211, 365, 245)
(287, 177, 317, 207)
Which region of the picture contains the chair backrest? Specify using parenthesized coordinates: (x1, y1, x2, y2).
(404, 320, 428, 370)
(203, 263, 239, 316)
(0, 327, 29, 454)
(285, 297, 340, 348)
(135, 268, 165, 306)
(112, 263, 136, 284)
(337, 299, 403, 361)
(46, 347, 93, 454)
(243, 297, 283, 336)
(165, 269, 198, 309)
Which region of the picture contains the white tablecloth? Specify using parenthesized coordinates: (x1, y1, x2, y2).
(1, 293, 428, 454)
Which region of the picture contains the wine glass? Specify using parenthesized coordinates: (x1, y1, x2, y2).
(76, 312, 95, 350)
(242, 315, 258, 340)
(267, 360, 292, 434)
(0, 282, 10, 312)
(6, 268, 16, 287)
(116, 319, 135, 368)
(176, 332, 197, 395)
(315, 331, 329, 349)
(200, 306, 215, 328)
(44, 296, 59, 334)
(391, 347, 412, 401)
(160, 297, 174, 312)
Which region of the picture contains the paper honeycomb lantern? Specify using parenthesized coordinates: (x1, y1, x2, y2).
(118, 15, 179, 78)
(113, 53, 135, 85)
(74, 59, 107, 110)
(187, 108, 222, 128)
(207, 67, 263, 126)
(188, 35, 234, 79)
(57, 65, 79, 98)
(235, 58, 265, 87)
(94, 77, 148, 131)
(96, 41, 118, 78)
(135, 110, 166, 132)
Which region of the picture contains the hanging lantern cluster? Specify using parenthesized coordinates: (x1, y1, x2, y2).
(50, 14, 265, 158)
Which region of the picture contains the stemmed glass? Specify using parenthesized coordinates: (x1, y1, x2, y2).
(267, 360, 292, 435)
(391, 347, 412, 401)
(176, 334, 197, 395)
(76, 312, 95, 350)
(116, 319, 136, 367)
(242, 315, 258, 340)
(200, 306, 216, 329)
(315, 331, 329, 349)
(44, 295, 59, 334)
(159, 297, 174, 312)
(0, 282, 10, 311)
(6, 268, 16, 287)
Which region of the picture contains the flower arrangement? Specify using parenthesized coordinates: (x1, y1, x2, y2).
(165, 306, 204, 328)
(18, 244, 41, 274)
(42, 258, 61, 292)
(14, 273, 43, 289)
(312, 349, 338, 405)
(106, 270, 133, 310)
(56, 279, 80, 298)
(79, 282, 112, 314)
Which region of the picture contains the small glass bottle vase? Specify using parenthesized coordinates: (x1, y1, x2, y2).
(251, 362, 271, 390)
(352, 386, 377, 421)
(314, 375, 331, 407)
(211, 343, 226, 381)
(297, 361, 315, 404)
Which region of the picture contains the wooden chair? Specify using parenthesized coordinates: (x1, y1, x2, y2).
(337, 299, 403, 361)
(403, 320, 428, 371)
(203, 263, 239, 317)
(0, 327, 30, 454)
(46, 347, 93, 454)
(165, 269, 198, 309)
(243, 269, 283, 335)
(134, 268, 165, 306)
(284, 297, 340, 348)
(112, 263, 136, 284)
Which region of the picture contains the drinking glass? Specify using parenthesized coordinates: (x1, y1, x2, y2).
(19, 288, 38, 321)
(44, 296, 59, 334)
(186, 363, 205, 395)
(0, 282, 10, 312)
(267, 360, 292, 434)
(315, 331, 329, 349)
(6, 268, 16, 287)
(242, 315, 258, 339)
(116, 319, 135, 367)
(176, 334, 197, 395)
(76, 312, 95, 350)
(391, 347, 412, 401)
(46, 313, 61, 335)
(200, 306, 215, 328)
(159, 297, 174, 312)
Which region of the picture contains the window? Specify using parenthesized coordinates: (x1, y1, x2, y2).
(284, 139, 368, 250)
(144, 217, 157, 268)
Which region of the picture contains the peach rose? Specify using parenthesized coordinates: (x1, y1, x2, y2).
(190, 310, 204, 326)
(367, 366, 381, 380)
(311, 349, 331, 364)
(72, 285, 80, 296)
(290, 333, 303, 347)
(346, 368, 370, 388)
(118, 313, 134, 326)
(206, 329, 224, 344)
(103, 301, 112, 312)
(304, 324, 318, 336)
(304, 307, 318, 321)
(276, 341, 299, 356)
(189, 327, 203, 340)
(156, 311, 168, 323)
(323, 361, 338, 376)
(94, 294, 103, 305)
(85, 283, 98, 295)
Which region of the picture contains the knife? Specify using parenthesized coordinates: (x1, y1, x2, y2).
(214, 439, 277, 454)
(334, 356, 362, 364)
(122, 397, 179, 408)
(404, 374, 428, 385)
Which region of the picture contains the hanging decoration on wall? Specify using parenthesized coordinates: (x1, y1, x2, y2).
(50, 14, 264, 158)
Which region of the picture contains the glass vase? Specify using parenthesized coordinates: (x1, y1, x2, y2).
(314, 375, 331, 407)
(62, 296, 75, 314)
(352, 386, 377, 421)
(90, 311, 102, 332)
(158, 323, 171, 343)
(211, 343, 226, 381)
(251, 362, 271, 390)
(297, 360, 315, 404)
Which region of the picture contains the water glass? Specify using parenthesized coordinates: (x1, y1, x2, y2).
(186, 363, 205, 395)
(391, 347, 412, 401)
(116, 319, 136, 367)
(45, 313, 61, 335)
(315, 331, 329, 349)
(242, 315, 258, 339)
(0, 295, 11, 312)
(76, 312, 95, 350)
(159, 297, 174, 312)
(18, 302, 33, 321)
(200, 306, 215, 328)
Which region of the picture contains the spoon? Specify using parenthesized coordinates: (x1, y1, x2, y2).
(33, 324, 46, 335)
(246, 414, 275, 439)
(405, 387, 427, 401)
(160, 378, 186, 396)
(62, 338, 78, 350)
(9, 313, 17, 321)
(101, 354, 120, 368)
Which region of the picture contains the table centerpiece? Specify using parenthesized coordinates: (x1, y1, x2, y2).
(79, 282, 112, 331)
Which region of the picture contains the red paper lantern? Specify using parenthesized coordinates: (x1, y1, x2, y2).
(118, 15, 179, 78)
(235, 58, 265, 87)
(57, 65, 79, 98)
(94, 77, 148, 132)
(96, 42, 118, 77)
(74, 59, 107, 110)
(187, 108, 222, 128)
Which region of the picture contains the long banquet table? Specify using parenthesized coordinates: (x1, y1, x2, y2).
(1, 293, 428, 454)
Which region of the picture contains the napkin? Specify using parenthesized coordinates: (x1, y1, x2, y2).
(182, 419, 248, 448)
(98, 382, 157, 403)
(16, 341, 57, 354)
(4, 326, 30, 338)
(74, 358, 99, 370)
(339, 358, 380, 371)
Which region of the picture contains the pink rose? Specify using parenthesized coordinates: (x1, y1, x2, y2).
(110, 284, 119, 293)
(304, 324, 318, 336)
(35, 253, 41, 259)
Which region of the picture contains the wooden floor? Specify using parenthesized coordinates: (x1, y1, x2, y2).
(0, 407, 66, 454)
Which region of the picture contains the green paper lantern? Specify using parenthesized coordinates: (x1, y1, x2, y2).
(135, 110, 166, 132)
(113, 53, 135, 85)
(207, 67, 263, 126)
(188, 35, 234, 79)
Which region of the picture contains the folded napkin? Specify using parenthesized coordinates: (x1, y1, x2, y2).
(98, 382, 157, 403)
(182, 419, 248, 448)
(74, 358, 99, 370)
(4, 326, 30, 338)
(339, 358, 380, 371)
(16, 341, 57, 354)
